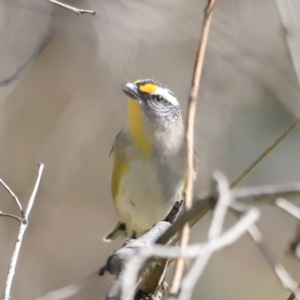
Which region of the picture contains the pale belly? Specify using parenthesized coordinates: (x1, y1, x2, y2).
(116, 159, 184, 237)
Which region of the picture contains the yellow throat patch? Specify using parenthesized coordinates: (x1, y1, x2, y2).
(128, 99, 151, 156)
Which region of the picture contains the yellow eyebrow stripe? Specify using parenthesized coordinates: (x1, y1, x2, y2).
(133, 79, 141, 84)
(138, 83, 158, 94)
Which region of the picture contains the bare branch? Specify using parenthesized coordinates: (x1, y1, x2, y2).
(40, 179, 300, 300)
(0, 178, 24, 218)
(171, 0, 216, 293)
(0, 212, 22, 222)
(121, 201, 259, 300)
(48, 0, 96, 16)
(4, 163, 44, 300)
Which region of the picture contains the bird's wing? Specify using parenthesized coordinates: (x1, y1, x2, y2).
(109, 129, 125, 160)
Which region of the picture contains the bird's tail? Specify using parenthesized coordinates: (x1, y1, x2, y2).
(103, 222, 127, 242)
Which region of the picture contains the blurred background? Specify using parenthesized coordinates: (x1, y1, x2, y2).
(0, 0, 300, 299)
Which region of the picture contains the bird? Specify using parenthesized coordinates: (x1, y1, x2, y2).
(103, 79, 197, 242)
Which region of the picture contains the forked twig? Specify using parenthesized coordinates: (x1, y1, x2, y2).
(3, 163, 44, 300)
(0, 179, 24, 218)
(48, 0, 96, 16)
(170, 0, 216, 294)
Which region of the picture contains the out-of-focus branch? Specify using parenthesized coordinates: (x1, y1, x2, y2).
(121, 197, 259, 300)
(276, 198, 300, 220)
(247, 225, 300, 300)
(0, 32, 55, 87)
(157, 181, 300, 247)
(102, 178, 300, 300)
(178, 171, 232, 300)
(36, 272, 99, 300)
(48, 0, 96, 15)
(37, 178, 300, 300)
(171, 0, 216, 294)
(3, 163, 44, 300)
(276, 0, 300, 87)
(276, 198, 300, 260)
(290, 223, 300, 260)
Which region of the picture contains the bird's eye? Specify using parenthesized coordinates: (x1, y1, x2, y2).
(153, 95, 163, 103)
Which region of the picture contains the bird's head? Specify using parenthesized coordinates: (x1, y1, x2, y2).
(122, 79, 182, 129)
(122, 79, 184, 156)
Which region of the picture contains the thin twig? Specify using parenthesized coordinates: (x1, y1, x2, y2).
(0, 212, 22, 222)
(4, 163, 44, 300)
(170, 0, 216, 294)
(230, 119, 300, 189)
(0, 179, 24, 218)
(48, 0, 96, 16)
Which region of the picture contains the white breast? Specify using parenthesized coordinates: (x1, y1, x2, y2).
(116, 159, 183, 237)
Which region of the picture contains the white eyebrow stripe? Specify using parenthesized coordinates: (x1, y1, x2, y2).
(152, 87, 179, 107)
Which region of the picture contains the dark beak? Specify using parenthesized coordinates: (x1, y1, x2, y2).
(122, 83, 141, 101)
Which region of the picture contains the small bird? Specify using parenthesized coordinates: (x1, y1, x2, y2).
(103, 79, 197, 241)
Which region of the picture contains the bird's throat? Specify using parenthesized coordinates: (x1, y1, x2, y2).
(128, 99, 151, 156)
